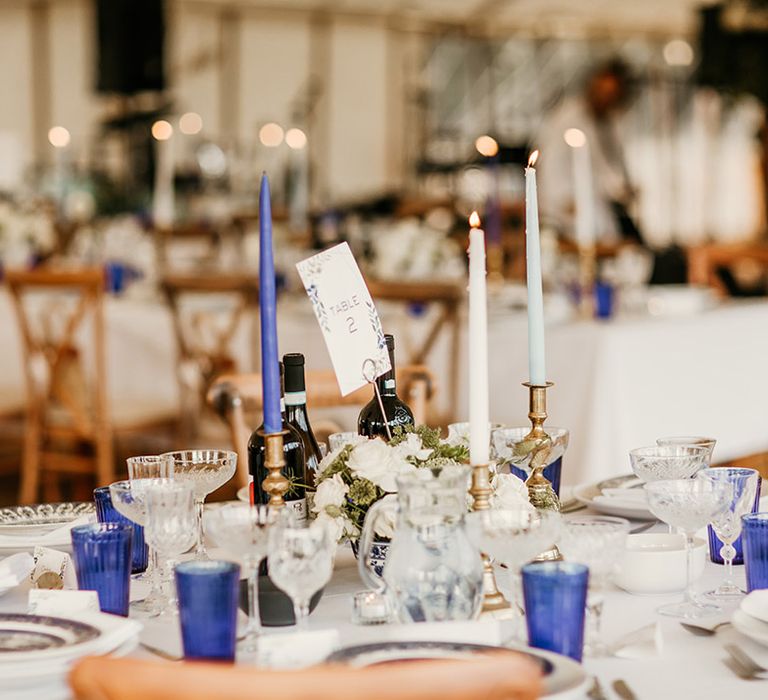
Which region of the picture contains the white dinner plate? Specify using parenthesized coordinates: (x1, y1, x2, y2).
(0, 503, 94, 537)
(326, 640, 588, 698)
(741, 590, 768, 625)
(732, 609, 768, 648)
(574, 474, 655, 521)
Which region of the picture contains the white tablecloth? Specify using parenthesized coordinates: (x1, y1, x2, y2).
(1, 515, 768, 699)
(2, 287, 768, 485)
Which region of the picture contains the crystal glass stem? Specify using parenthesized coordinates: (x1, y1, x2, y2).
(194, 498, 206, 558)
(293, 599, 311, 630)
(684, 532, 696, 606)
(585, 589, 606, 656)
(147, 547, 164, 605)
(242, 560, 262, 653)
(717, 541, 738, 593)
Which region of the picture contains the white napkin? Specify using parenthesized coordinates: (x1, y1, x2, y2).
(0, 514, 94, 549)
(28, 589, 100, 615)
(593, 488, 648, 511)
(610, 622, 663, 659)
(741, 590, 768, 624)
(0, 553, 35, 592)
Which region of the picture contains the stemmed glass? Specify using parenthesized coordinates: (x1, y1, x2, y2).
(629, 445, 710, 483)
(144, 479, 198, 616)
(126, 456, 174, 587)
(644, 479, 732, 618)
(205, 503, 278, 654)
(163, 450, 237, 559)
(109, 479, 166, 617)
(656, 437, 716, 465)
(268, 517, 336, 629)
(697, 467, 760, 601)
(466, 508, 561, 639)
(557, 515, 630, 656)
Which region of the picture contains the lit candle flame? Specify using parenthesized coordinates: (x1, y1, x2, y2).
(469, 211, 481, 228)
(528, 150, 539, 168)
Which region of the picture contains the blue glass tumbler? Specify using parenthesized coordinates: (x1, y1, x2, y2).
(522, 561, 589, 662)
(71, 523, 133, 616)
(708, 473, 761, 565)
(594, 282, 614, 319)
(176, 560, 241, 661)
(93, 487, 148, 574)
(511, 458, 562, 497)
(743, 513, 768, 592)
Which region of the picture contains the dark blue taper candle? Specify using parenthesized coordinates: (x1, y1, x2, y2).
(259, 173, 281, 433)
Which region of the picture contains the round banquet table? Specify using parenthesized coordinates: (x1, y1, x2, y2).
(1, 512, 768, 700)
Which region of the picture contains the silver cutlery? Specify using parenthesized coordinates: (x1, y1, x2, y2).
(560, 500, 587, 514)
(725, 644, 768, 679)
(139, 641, 182, 661)
(587, 677, 609, 700)
(629, 521, 657, 534)
(680, 621, 730, 637)
(612, 679, 638, 700)
(723, 656, 756, 680)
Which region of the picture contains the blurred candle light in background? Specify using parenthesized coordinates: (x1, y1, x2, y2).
(663, 39, 694, 67)
(563, 128, 595, 250)
(151, 120, 173, 141)
(259, 123, 284, 147)
(179, 112, 203, 135)
(285, 128, 307, 150)
(48, 126, 71, 148)
(475, 134, 499, 158)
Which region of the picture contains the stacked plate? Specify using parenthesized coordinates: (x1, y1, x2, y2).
(573, 475, 655, 520)
(1, 612, 142, 699)
(0, 503, 95, 554)
(732, 591, 768, 648)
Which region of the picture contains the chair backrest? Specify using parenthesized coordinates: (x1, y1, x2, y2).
(207, 366, 435, 486)
(69, 652, 542, 700)
(687, 242, 768, 295)
(6, 267, 107, 438)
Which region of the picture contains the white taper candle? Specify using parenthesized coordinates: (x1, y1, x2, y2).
(525, 151, 547, 385)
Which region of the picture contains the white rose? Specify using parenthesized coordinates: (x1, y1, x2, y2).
(348, 438, 412, 492)
(312, 474, 348, 514)
(392, 433, 433, 462)
(314, 511, 345, 543)
(372, 494, 398, 539)
(491, 473, 534, 513)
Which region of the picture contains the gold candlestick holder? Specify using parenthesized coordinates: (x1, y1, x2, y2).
(578, 244, 596, 320)
(260, 429, 290, 508)
(522, 382, 560, 512)
(469, 460, 509, 612)
(487, 241, 505, 291)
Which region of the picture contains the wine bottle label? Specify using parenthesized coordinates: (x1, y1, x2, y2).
(286, 497, 308, 523)
(280, 398, 286, 412)
(383, 379, 395, 390)
(284, 391, 307, 406)
(248, 474, 254, 506)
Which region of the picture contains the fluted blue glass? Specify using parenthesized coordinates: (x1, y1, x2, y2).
(176, 560, 241, 661)
(743, 513, 768, 592)
(93, 486, 148, 574)
(510, 457, 562, 496)
(523, 561, 588, 662)
(71, 522, 133, 616)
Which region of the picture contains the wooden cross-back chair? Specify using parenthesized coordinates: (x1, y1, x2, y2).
(155, 223, 245, 270)
(6, 267, 175, 503)
(161, 272, 260, 440)
(365, 279, 461, 424)
(207, 366, 435, 487)
(687, 241, 768, 296)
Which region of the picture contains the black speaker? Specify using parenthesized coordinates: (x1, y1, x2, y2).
(95, 0, 166, 95)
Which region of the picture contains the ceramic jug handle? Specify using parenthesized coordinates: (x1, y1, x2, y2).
(357, 499, 388, 592)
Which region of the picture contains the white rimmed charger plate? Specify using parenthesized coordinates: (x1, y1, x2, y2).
(574, 474, 655, 521)
(0, 503, 94, 537)
(326, 641, 588, 698)
(0, 614, 101, 662)
(732, 608, 768, 648)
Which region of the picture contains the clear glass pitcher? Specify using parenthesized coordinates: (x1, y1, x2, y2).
(357, 465, 483, 622)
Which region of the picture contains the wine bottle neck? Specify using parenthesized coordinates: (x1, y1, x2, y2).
(376, 374, 396, 396)
(284, 390, 307, 407)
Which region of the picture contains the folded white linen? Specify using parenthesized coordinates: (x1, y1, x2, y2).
(741, 589, 768, 624)
(0, 552, 35, 592)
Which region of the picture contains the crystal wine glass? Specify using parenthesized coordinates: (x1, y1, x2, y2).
(656, 436, 716, 465)
(466, 508, 561, 639)
(557, 515, 630, 656)
(144, 479, 198, 616)
(629, 445, 710, 483)
(697, 467, 760, 601)
(205, 503, 279, 654)
(644, 478, 732, 618)
(267, 517, 336, 629)
(126, 456, 174, 587)
(163, 450, 237, 559)
(109, 478, 167, 617)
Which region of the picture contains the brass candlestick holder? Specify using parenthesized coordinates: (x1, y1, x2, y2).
(260, 429, 290, 508)
(522, 382, 560, 512)
(469, 460, 509, 612)
(578, 244, 596, 320)
(487, 241, 505, 290)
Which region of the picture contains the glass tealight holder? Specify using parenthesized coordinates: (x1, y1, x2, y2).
(351, 590, 392, 625)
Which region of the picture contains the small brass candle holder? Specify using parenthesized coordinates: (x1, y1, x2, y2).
(259, 428, 290, 508)
(522, 382, 560, 512)
(469, 460, 509, 612)
(578, 244, 596, 320)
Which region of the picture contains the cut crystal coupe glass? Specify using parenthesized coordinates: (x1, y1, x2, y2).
(644, 478, 732, 619)
(557, 515, 630, 656)
(629, 445, 710, 483)
(163, 450, 237, 559)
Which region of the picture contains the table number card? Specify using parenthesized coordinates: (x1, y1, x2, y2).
(296, 242, 389, 395)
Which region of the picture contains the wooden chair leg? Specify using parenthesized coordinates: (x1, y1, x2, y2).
(95, 430, 114, 489)
(19, 416, 41, 504)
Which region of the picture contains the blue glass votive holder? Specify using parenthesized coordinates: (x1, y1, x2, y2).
(71, 522, 133, 616)
(176, 560, 241, 662)
(522, 561, 589, 662)
(93, 487, 148, 574)
(708, 473, 761, 565)
(510, 457, 562, 497)
(743, 513, 768, 592)
(594, 282, 614, 319)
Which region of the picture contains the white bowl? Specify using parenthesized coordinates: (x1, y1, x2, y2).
(615, 533, 706, 595)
